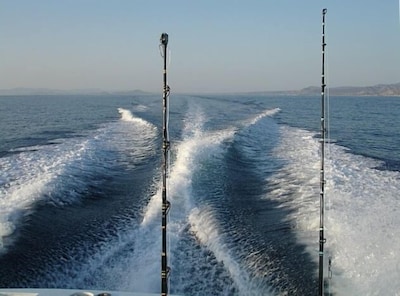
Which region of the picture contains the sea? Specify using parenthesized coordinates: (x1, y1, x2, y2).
(0, 94, 399, 296)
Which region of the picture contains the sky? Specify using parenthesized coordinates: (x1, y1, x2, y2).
(0, 0, 399, 93)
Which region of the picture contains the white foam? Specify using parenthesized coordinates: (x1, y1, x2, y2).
(117, 108, 155, 129)
(0, 139, 88, 251)
(25, 106, 297, 293)
(129, 105, 277, 294)
(189, 206, 273, 296)
(141, 105, 235, 226)
(247, 108, 281, 126)
(269, 125, 400, 295)
(132, 104, 148, 112)
(102, 104, 236, 292)
(0, 111, 158, 253)
(8, 145, 50, 152)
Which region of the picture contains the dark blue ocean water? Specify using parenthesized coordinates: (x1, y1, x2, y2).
(0, 94, 399, 295)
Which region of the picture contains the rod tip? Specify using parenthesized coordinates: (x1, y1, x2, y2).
(160, 33, 169, 46)
(323, 8, 327, 14)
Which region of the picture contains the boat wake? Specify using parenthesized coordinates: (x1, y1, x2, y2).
(106, 103, 281, 295)
(2, 100, 398, 295)
(269, 125, 400, 295)
(0, 108, 157, 254)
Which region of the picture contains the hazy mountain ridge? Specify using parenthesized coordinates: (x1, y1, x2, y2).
(296, 82, 400, 96)
(245, 82, 400, 96)
(1, 82, 400, 96)
(0, 88, 152, 96)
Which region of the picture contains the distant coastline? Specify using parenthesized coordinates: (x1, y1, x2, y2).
(1, 82, 400, 96)
(0, 88, 152, 96)
(247, 82, 400, 97)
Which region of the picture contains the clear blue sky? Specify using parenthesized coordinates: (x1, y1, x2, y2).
(1, 0, 399, 93)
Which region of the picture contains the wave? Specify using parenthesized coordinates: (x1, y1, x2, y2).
(114, 112, 236, 292)
(117, 108, 155, 129)
(0, 138, 90, 252)
(132, 104, 148, 112)
(0, 110, 158, 254)
(1, 104, 308, 293)
(247, 107, 281, 126)
(118, 105, 281, 294)
(268, 125, 400, 295)
(188, 206, 274, 296)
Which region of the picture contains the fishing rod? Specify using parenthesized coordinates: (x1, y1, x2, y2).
(319, 8, 327, 296)
(160, 32, 171, 296)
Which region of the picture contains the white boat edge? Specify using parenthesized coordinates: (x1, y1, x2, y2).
(0, 288, 174, 296)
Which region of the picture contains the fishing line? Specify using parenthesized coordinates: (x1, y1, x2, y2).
(168, 49, 172, 69)
(159, 45, 172, 68)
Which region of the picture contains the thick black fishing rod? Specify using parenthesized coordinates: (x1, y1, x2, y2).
(319, 8, 327, 296)
(160, 32, 171, 296)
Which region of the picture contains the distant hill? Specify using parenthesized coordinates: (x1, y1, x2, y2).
(295, 82, 400, 96)
(245, 82, 400, 97)
(0, 88, 152, 96)
(1, 83, 400, 96)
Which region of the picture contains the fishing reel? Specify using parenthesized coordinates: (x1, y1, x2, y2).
(160, 33, 168, 46)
